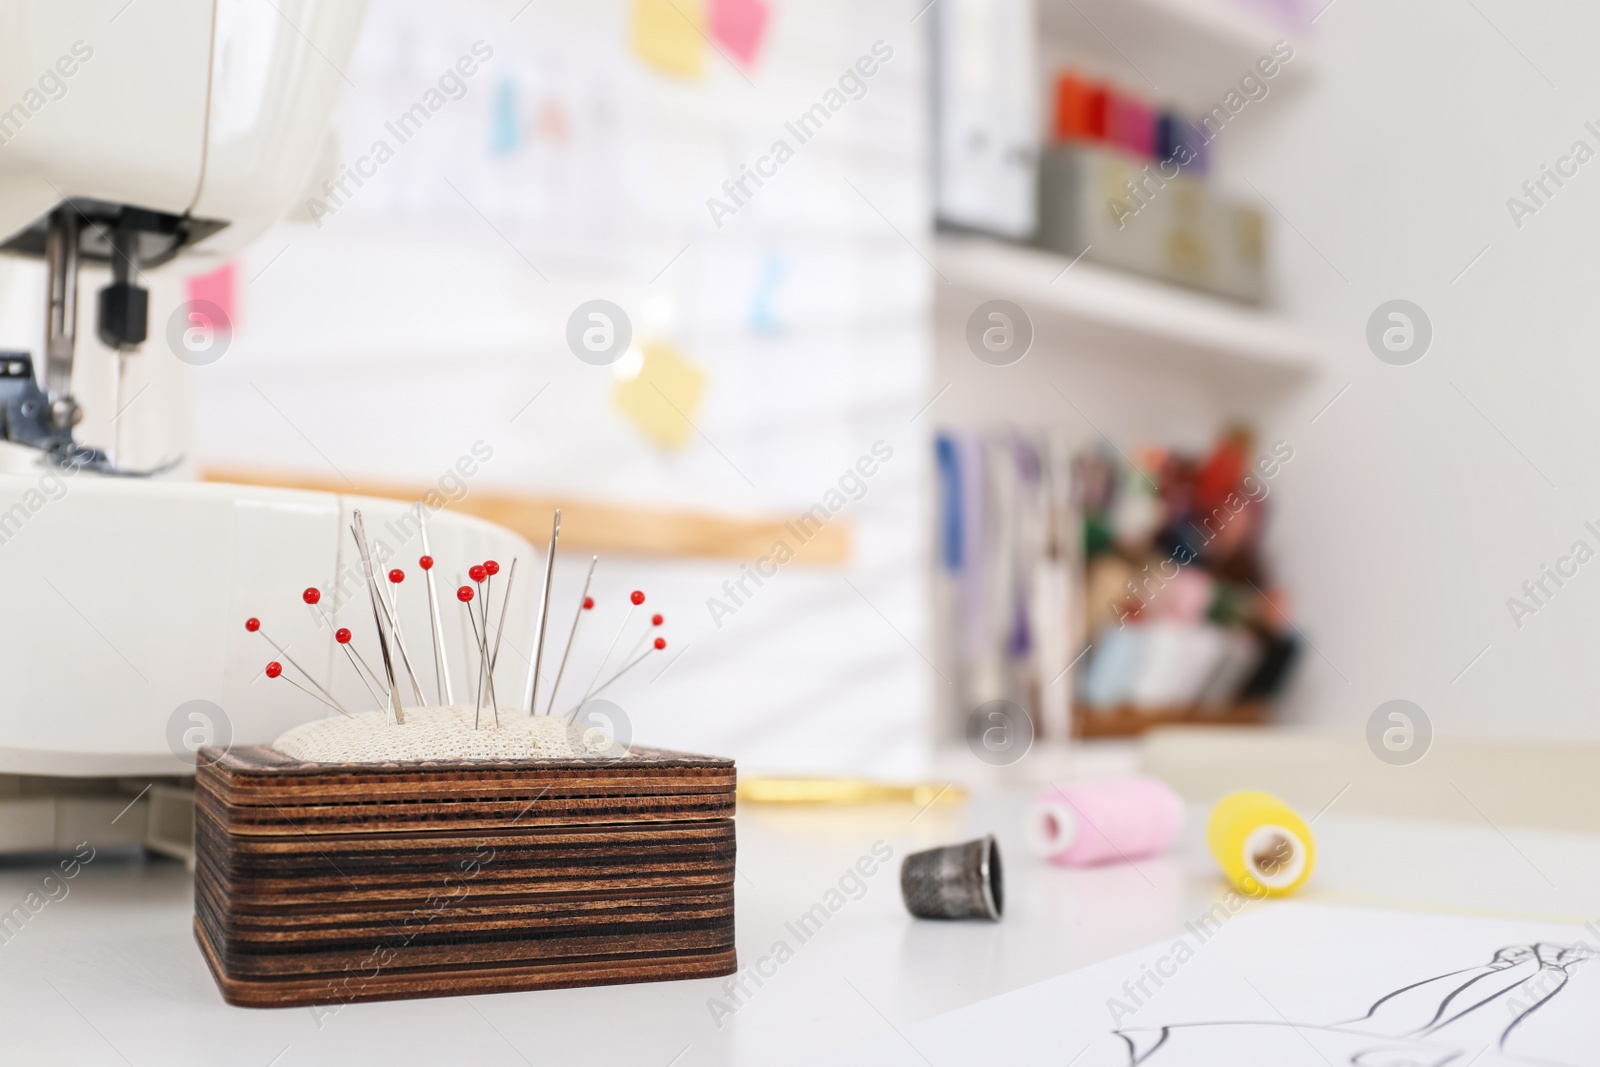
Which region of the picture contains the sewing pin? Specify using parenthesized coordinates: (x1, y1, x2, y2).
(468, 564, 488, 717)
(488, 558, 516, 675)
(265, 660, 353, 718)
(578, 590, 644, 709)
(245, 617, 341, 708)
(477, 563, 505, 725)
(303, 587, 385, 698)
(419, 507, 454, 706)
(334, 628, 386, 710)
(568, 637, 664, 721)
(459, 585, 497, 728)
(384, 567, 428, 707)
(524, 509, 561, 715)
(351, 510, 405, 724)
(616, 611, 666, 673)
(543, 555, 597, 716)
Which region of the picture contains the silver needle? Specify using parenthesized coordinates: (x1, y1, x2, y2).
(351, 511, 405, 724)
(419, 507, 453, 706)
(525, 509, 561, 715)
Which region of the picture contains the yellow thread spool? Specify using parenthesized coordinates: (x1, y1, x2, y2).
(1206, 791, 1316, 898)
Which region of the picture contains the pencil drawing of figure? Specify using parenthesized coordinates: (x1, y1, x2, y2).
(1115, 942, 1597, 1066)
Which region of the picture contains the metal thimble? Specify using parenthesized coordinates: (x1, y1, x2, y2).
(900, 835, 1002, 920)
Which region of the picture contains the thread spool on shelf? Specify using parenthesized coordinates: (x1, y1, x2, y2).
(1025, 776, 1184, 866)
(1206, 791, 1316, 898)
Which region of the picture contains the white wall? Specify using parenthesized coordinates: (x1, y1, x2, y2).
(183, 0, 936, 774)
(1227, 1, 1600, 739)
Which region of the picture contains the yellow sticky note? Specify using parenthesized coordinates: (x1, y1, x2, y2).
(631, 0, 705, 79)
(614, 341, 708, 450)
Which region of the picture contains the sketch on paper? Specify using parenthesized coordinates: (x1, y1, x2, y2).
(1117, 942, 1597, 1066)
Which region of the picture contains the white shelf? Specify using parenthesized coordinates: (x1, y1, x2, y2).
(935, 235, 1322, 376)
(1039, 0, 1314, 110)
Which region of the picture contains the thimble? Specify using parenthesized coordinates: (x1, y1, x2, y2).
(900, 835, 1002, 920)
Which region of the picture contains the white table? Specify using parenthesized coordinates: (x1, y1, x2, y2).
(1, 780, 1594, 1066)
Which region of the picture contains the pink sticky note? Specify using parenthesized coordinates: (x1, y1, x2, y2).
(185, 262, 237, 333)
(710, 0, 768, 67)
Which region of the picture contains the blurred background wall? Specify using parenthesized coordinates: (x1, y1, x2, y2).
(167, 0, 935, 775)
(15, 0, 1598, 771)
(1236, 2, 1600, 741)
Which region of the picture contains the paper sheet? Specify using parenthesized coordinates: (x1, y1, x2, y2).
(631, 0, 704, 79)
(810, 904, 1600, 1066)
(710, 0, 769, 67)
(613, 340, 708, 450)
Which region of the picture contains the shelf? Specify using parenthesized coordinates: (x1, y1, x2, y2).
(935, 235, 1322, 377)
(1039, 0, 1314, 110)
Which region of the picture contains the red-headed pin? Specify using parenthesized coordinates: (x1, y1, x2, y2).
(630, 590, 645, 606)
(330, 627, 385, 710)
(419, 555, 434, 571)
(652, 613, 664, 626)
(388, 568, 404, 584)
(583, 596, 595, 609)
(457, 586, 474, 603)
(483, 560, 500, 577)
(266, 659, 354, 718)
(303, 588, 321, 605)
(575, 634, 667, 714)
(247, 617, 342, 708)
(468, 564, 487, 584)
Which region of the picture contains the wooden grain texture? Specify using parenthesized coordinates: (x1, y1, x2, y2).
(201, 467, 851, 564)
(195, 745, 737, 1008)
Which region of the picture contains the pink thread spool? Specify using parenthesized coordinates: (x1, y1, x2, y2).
(1025, 776, 1184, 866)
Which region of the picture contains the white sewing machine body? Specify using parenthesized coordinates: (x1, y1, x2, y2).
(0, 469, 537, 776)
(0, 468, 538, 856)
(0, 2, 545, 857)
(0, 0, 360, 259)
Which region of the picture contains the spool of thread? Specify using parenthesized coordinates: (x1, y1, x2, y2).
(1025, 776, 1184, 866)
(1206, 791, 1316, 898)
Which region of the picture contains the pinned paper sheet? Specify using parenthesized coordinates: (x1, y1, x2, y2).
(614, 341, 708, 449)
(711, 0, 769, 67)
(813, 904, 1600, 1066)
(631, 0, 704, 79)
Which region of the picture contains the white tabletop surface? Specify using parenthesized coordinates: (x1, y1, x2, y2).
(1, 777, 1595, 1066)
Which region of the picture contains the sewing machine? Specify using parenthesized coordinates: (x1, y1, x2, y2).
(0, 2, 536, 859)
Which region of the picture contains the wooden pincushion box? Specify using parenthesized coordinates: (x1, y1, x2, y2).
(194, 744, 737, 1008)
